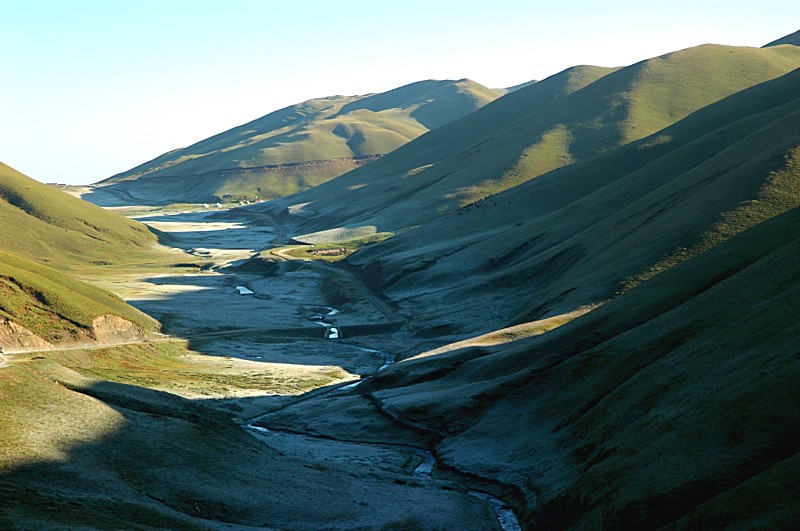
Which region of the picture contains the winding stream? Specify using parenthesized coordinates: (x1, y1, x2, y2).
(138, 210, 521, 528)
(244, 347, 521, 530)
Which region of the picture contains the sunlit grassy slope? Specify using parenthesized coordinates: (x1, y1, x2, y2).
(93, 79, 501, 203)
(0, 162, 164, 343)
(266, 43, 800, 236)
(0, 250, 157, 341)
(0, 162, 157, 266)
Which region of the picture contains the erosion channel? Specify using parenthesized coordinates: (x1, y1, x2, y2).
(119, 206, 521, 530)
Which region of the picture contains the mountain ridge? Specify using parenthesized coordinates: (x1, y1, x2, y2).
(261, 43, 800, 237)
(91, 79, 501, 204)
(341, 65, 800, 337)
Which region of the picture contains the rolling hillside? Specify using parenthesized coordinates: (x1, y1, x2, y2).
(765, 28, 800, 47)
(0, 162, 161, 346)
(0, 162, 157, 266)
(345, 64, 800, 337)
(262, 42, 800, 239)
(0, 250, 157, 345)
(90, 79, 501, 204)
(4, 27, 799, 530)
(356, 203, 800, 528)
(260, 34, 800, 528)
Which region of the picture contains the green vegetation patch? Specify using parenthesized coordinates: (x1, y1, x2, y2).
(0, 162, 170, 271)
(95, 80, 501, 204)
(283, 232, 393, 262)
(50, 341, 349, 398)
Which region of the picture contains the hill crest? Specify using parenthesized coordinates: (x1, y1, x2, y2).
(90, 79, 501, 205)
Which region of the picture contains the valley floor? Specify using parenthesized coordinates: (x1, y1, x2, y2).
(0, 205, 515, 529)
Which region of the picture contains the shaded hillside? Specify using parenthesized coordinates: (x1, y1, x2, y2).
(765, 29, 800, 47)
(0, 162, 157, 266)
(359, 204, 800, 528)
(260, 56, 800, 529)
(344, 65, 800, 338)
(263, 43, 800, 237)
(91, 79, 500, 204)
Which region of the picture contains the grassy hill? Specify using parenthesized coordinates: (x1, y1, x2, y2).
(0, 162, 157, 267)
(0, 250, 157, 343)
(90, 79, 501, 204)
(765, 29, 800, 47)
(0, 162, 162, 346)
(260, 45, 800, 528)
(264, 43, 800, 238)
(357, 203, 800, 528)
(5, 29, 800, 530)
(344, 65, 800, 337)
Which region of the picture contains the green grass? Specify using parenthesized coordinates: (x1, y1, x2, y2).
(96, 79, 502, 203)
(623, 144, 800, 290)
(0, 341, 490, 529)
(0, 163, 179, 342)
(281, 232, 393, 262)
(0, 162, 162, 268)
(264, 43, 800, 234)
(45, 341, 349, 397)
(337, 58, 800, 340)
(360, 205, 800, 529)
(312, 47, 800, 530)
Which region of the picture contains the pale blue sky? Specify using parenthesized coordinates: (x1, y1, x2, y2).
(2, 0, 799, 184)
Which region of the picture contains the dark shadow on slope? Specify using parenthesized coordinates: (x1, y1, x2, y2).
(0, 375, 497, 529)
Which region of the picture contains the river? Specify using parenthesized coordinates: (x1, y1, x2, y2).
(245, 345, 521, 531)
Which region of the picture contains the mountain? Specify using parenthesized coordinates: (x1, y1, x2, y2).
(494, 79, 538, 94)
(0, 162, 160, 346)
(355, 203, 800, 528)
(0, 250, 157, 346)
(90, 79, 501, 205)
(260, 43, 800, 239)
(259, 41, 800, 528)
(341, 63, 800, 338)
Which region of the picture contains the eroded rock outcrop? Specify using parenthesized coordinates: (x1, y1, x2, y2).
(0, 318, 54, 351)
(90, 314, 148, 343)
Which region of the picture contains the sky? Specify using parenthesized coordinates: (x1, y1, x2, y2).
(2, 0, 799, 185)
